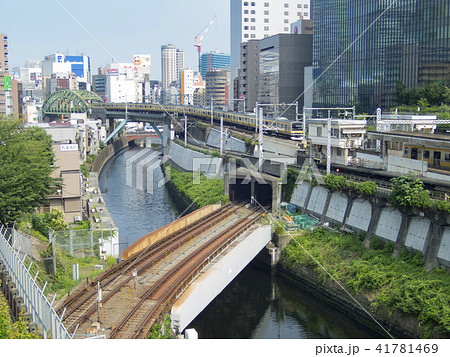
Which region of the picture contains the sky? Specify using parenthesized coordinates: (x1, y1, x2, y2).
(2, 0, 230, 79)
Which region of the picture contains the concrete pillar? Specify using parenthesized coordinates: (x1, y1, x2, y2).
(393, 212, 410, 258)
(320, 191, 333, 224)
(271, 181, 281, 214)
(423, 213, 445, 270)
(224, 172, 230, 199)
(365, 200, 382, 245)
(342, 193, 354, 228)
(302, 182, 313, 212)
(251, 178, 255, 205)
(162, 116, 170, 152)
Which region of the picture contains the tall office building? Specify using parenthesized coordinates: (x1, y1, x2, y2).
(200, 52, 231, 79)
(161, 44, 177, 90)
(230, 0, 311, 93)
(0, 34, 8, 115)
(206, 69, 231, 110)
(313, 0, 450, 112)
(176, 49, 185, 84)
(0, 33, 8, 74)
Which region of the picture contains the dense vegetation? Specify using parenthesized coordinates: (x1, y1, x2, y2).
(393, 81, 450, 121)
(323, 174, 377, 197)
(282, 229, 450, 337)
(168, 165, 229, 208)
(0, 118, 56, 225)
(0, 292, 40, 339)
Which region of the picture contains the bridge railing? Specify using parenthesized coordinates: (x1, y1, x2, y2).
(0, 224, 71, 339)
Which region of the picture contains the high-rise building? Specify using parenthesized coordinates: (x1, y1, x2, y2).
(200, 52, 231, 79)
(0, 33, 8, 116)
(313, 0, 450, 112)
(65, 55, 91, 90)
(176, 49, 184, 84)
(238, 33, 312, 118)
(230, 0, 311, 93)
(206, 69, 231, 110)
(161, 44, 177, 90)
(0, 34, 8, 74)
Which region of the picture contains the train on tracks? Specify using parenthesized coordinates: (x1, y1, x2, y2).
(100, 102, 304, 140)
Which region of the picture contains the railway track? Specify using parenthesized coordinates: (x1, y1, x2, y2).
(57, 203, 259, 336)
(109, 209, 262, 339)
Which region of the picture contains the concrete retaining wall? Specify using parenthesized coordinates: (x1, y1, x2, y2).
(171, 225, 271, 334)
(290, 181, 450, 269)
(206, 128, 246, 153)
(167, 142, 222, 177)
(121, 204, 221, 260)
(92, 136, 128, 173)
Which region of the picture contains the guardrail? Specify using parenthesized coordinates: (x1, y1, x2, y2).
(0, 224, 71, 339)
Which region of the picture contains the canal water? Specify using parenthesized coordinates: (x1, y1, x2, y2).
(99, 146, 384, 339)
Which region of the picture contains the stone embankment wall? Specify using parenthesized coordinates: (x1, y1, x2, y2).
(91, 136, 128, 173)
(290, 181, 450, 270)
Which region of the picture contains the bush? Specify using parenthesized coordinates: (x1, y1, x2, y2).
(323, 174, 348, 191)
(355, 181, 377, 197)
(389, 175, 431, 210)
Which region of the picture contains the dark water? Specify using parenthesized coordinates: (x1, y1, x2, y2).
(99, 147, 385, 339)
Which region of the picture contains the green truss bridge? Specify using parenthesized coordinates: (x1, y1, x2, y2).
(41, 90, 104, 117)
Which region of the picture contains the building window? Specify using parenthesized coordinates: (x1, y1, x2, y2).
(317, 127, 322, 137)
(251, 26, 256, 30)
(244, 34, 249, 38)
(251, 2, 255, 5)
(244, 18, 249, 22)
(336, 148, 342, 156)
(284, 19, 289, 23)
(284, 11, 289, 16)
(297, 4, 302, 8)
(264, 26, 269, 31)
(284, 27, 289, 31)
(297, 12, 301, 16)
(251, 18, 255, 22)
(244, 10, 248, 14)
(244, 26, 249, 30)
(264, 2, 269, 7)
(244, 2, 248, 5)
(251, 10, 255, 14)
(251, 34, 256, 38)
(445, 153, 450, 162)
(284, 3, 289, 7)
(264, 10, 269, 15)
(304, 4, 308, 8)
(424, 150, 430, 159)
(264, 34, 269, 38)
(304, 12, 308, 16)
(264, 18, 269, 23)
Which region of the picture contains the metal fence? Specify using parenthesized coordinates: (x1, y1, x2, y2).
(50, 225, 118, 258)
(0, 224, 71, 339)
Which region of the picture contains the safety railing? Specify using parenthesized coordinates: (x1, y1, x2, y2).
(0, 224, 71, 339)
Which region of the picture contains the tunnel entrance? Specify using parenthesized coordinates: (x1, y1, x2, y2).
(229, 178, 273, 209)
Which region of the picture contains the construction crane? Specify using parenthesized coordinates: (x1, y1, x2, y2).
(194, 15, 217, 73)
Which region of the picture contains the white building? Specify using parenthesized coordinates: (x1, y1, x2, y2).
(161, 44, 177, 90)
(230, 0, 311, 91)
(106, 63, 137, 103)
(308, 119, 366, 166)
(180, 68, 194, 105)
(41, 53, 72, 97)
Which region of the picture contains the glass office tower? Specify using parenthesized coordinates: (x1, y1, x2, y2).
(313, 0, 450, 113)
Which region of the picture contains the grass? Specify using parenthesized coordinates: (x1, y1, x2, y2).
(281, 229, 450, 337)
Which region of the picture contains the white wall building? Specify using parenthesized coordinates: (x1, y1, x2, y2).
(161, 44, 177, 90)
(230, 0, 311, 92)
(106, 63, 137, 103)
(180, 68, 194, 105)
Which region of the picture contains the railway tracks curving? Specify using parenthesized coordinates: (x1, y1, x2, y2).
(56, 203, 261, 337)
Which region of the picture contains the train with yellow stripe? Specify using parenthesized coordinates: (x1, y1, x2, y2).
(404, 144, 450, 172)
(100, 102, 304, 140)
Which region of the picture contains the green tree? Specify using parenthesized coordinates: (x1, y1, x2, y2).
(0, 118, 56, 224)
(388, 175, 431, 210)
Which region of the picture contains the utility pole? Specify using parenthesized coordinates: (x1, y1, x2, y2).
(327, 109, 331, 175)
(258, 107, 264, 172)
(184, 114, 187, 146)
(220, 115, 224, 155)
(210, 97, 213, 126)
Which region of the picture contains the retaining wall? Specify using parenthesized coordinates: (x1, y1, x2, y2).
(290, 181, 450, 269)
(91, 136, 129, 173)
(121, 204, 221, 260)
